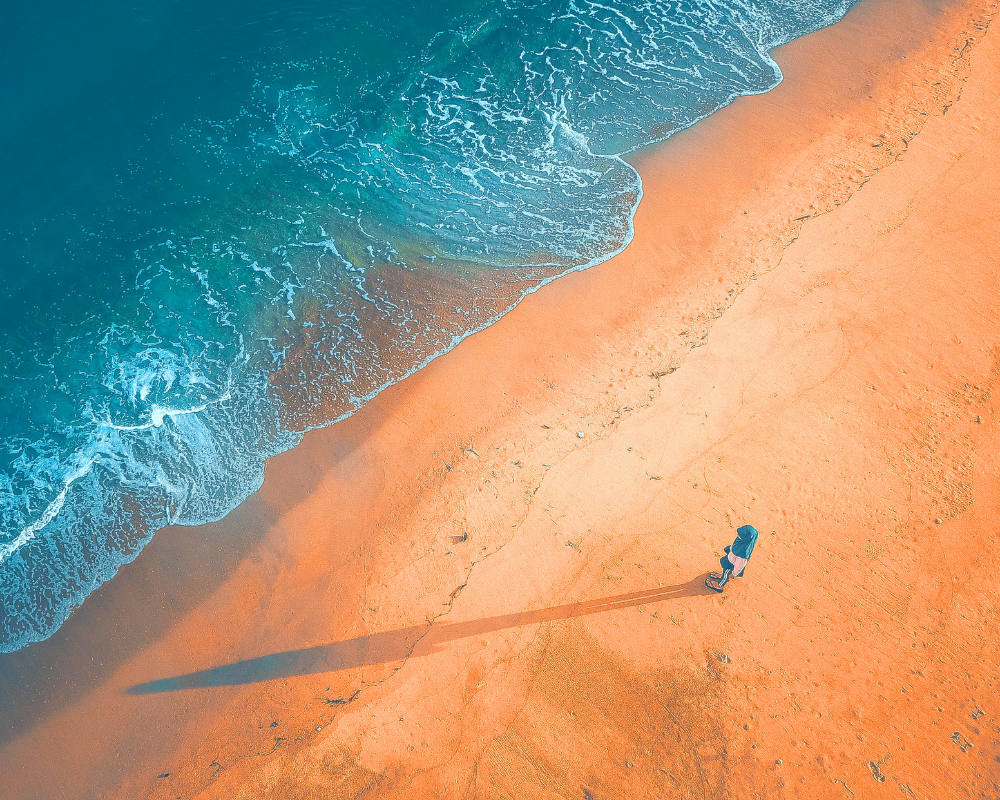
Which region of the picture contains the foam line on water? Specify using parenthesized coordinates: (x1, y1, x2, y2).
(0, 457, 96, 564)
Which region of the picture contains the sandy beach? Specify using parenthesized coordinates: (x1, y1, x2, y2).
(2, 0, 999, 797)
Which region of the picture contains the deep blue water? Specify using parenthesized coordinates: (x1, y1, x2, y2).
(0, 0, 853, 652)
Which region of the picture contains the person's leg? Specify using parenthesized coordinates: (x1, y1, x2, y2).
(706, 563, 734, 592)
(710, 554, 725, 580)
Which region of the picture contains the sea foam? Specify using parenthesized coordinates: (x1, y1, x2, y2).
(0, 0, 854, 651)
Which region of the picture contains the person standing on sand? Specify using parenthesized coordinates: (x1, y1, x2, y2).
(706, 524, 759, 592)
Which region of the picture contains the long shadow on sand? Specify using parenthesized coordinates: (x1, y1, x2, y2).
(0, 394, 404, 746)
(128, 578, 715, 694)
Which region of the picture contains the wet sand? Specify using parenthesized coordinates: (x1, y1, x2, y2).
(2, 0, 999, 797)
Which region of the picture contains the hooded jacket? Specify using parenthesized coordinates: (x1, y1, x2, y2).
(731, 525, 758, 560)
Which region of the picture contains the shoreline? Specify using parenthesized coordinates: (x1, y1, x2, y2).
(0, 0, 853, 626)
(0, 0, 954, 656)
(3, 0, 1000, 797)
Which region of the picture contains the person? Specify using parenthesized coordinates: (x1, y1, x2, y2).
(705, 524, 758, 592)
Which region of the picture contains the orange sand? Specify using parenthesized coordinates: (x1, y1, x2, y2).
(2, 0, 999, 797)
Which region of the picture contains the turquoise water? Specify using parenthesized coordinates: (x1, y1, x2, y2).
(0, 0, 853, 652)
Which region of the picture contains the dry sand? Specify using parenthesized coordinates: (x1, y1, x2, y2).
(2, 0, 999, 797)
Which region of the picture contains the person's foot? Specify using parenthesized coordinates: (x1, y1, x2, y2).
(705, 575, 724, 593)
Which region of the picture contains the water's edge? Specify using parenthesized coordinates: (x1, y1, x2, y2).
(0, 0, 855, 652)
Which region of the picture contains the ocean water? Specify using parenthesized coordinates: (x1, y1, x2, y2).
(0, 0, 853, 652)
